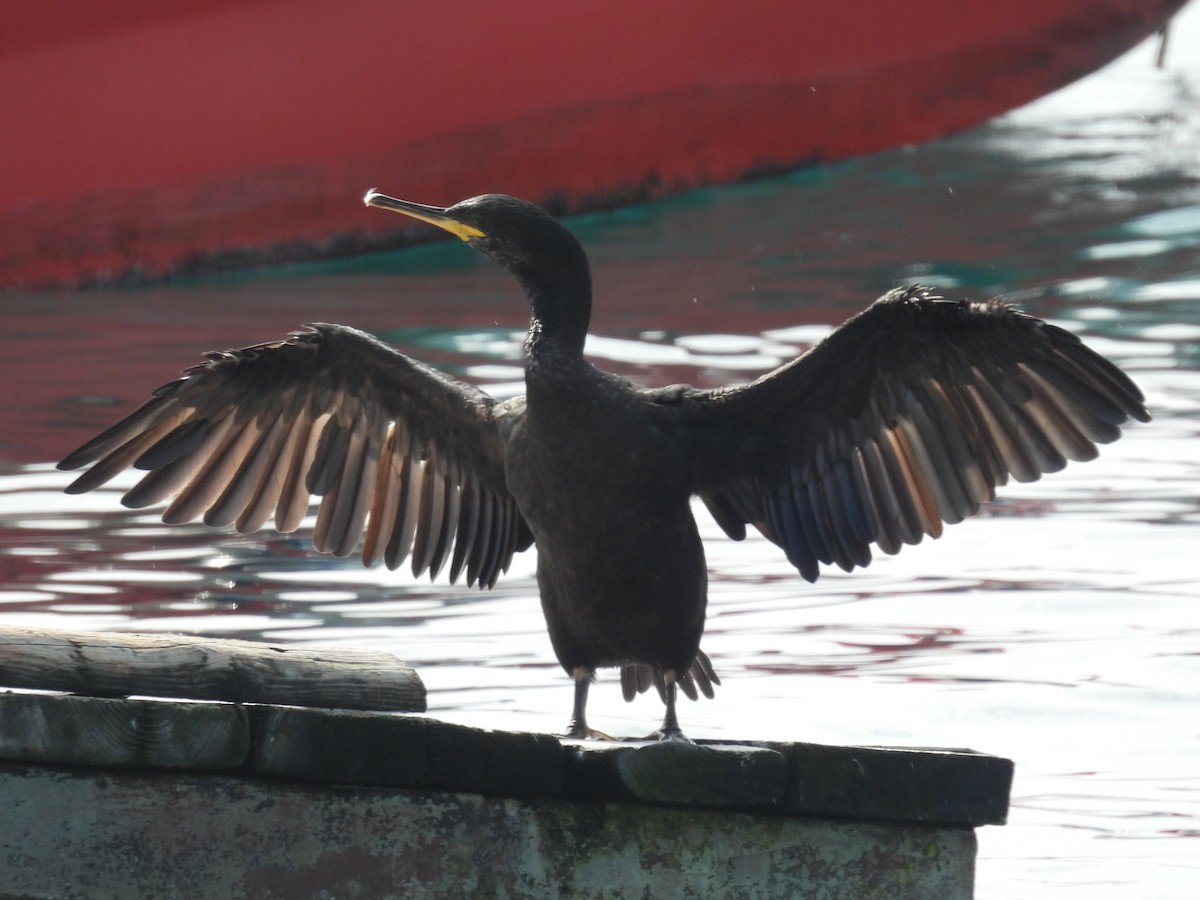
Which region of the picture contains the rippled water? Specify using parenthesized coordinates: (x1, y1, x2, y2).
(4, 10, 1200, 899)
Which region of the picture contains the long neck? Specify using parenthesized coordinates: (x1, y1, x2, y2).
(518, 247, 593, 365)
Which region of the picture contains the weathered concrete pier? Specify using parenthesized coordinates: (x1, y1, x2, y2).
(0, 626, 1012, 898)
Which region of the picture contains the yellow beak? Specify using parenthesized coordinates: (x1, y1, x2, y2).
(364, 190, 486, 241)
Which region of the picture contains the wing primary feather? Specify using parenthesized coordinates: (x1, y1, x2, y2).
(378, 424, 413, 568)
(759, 489, 781, 544)
(164, 416, 260, 525)
(829, 459, 873, 568)
(840, 449, 878, 546)
(133, 418, 211, 471)
(892, 407, 953, 528)
(312, 461, 343, 552)
(923, 379, 995, 507)
(875, 427, 925, 545)
(307, 416, 349, 496)
(64, 408, 193, 495)
(808, 476, 851, 570)
(412, 453, 446, 578)
(858, 436, 903, 555)
(700, 492, 748, 541)
(775, 485, 818, 582)
(448, 477, 480, 585)
(965, 378, 1040, 484)
(236, 402, 310, 533)
(1055, 339, 1149, 419)
(817, 471, 858, 571)
(426, 461, 461, 579)
(891, 422, 943, 538)
(953, 383, 1010, 492)
(124, 414, 234, 512)
(810, 437, 870, 570)
(204, 410, 290, 528)
(1020, 362, 1123, 445)
(482, 493, 509, 588)
(1012, 405, 1067, 474)
(974, 371, 1066, 478)
(340, 428, 379, 557)
(1019, 389, 1097, 464)
(59, 396, 180, 472)
(362, 422, 397, 565)
(997, 376, 1034, 406)
(808, 441, 849, 567)
(317, 415, 375, 558)
(484, 497, 513, 588)
(478, 494, 501, 588)
(276, 411, 328, 533)
(500, 498, 521, 575)
(1034, 355, 1139, 430)
(937, 355, 1010, 493)
(202, 416, 270, 527)
(788, 469, 830, 569)
(760, 490, 789, 564)
(363, 421, 402, 566)
(465, 491, 494, 588)
(902, 393, 968, 524)
(385, 434, 425, 571)
(122, 451, 207, 510)
(751, 477, 780, 545)
(729, 476, 762, 524)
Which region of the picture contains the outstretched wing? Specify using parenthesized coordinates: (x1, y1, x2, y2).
(686, 285, 1150, 582)
(59, 323, 532, 588)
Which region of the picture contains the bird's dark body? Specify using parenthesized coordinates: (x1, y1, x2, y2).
(58, 191, 1150, 738)
(501, 359, 707, 679)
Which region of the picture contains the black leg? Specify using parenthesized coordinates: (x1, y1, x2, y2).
(657, 680, 685, 740)
(563, 668, 614, 739)
(642, 675, 690, 742)
(565, 674, 592, 739)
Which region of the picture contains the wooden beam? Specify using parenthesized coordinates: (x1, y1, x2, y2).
(0, 626, 424, 712)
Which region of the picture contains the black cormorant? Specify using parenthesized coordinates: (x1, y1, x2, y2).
(59, 192, 1150, 739)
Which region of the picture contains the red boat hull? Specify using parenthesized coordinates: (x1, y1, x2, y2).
(1, 0, 1184, 287)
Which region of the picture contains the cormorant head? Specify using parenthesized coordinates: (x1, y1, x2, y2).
(364, 191, 589, 294)
(366, 190, 594, 353)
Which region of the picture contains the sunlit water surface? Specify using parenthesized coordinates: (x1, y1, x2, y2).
(3, 12, 1200, 899)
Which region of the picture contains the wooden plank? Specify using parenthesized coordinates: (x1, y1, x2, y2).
(0, 691, 247, 769)
(0, 625, 425, 712)
(561, 739, 1011, 825)
(246, 706, 565, 799)
(423, 718, 564, 798)
(564, 740, 788, 809)
(0, 687, 1011, 827)
(775, 741, 1014, 826)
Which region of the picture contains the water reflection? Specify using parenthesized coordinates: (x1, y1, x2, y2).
(2, 9, 1200, 899)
